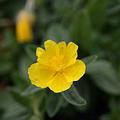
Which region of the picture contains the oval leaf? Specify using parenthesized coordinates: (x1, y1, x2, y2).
(61, 85, 86, 106)
(87, 60, 120, 95)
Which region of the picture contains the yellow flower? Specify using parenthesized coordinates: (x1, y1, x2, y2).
(16, 10, 35, 43)
(28, 40, 86, 93)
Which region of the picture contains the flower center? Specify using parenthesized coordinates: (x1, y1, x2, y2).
(50, 55, 64, 72)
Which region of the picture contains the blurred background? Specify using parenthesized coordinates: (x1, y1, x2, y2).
(0, 0, 120, 120)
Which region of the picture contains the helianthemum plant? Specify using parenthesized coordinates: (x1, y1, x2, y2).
(28, 40, 86, 93)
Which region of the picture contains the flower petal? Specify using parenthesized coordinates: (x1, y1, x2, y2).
(48, 73, 72, 93)
(66, 42, 78, 60)
(44, 40, 59, 55)
(67, 42, 78, 55)
(58, 41, 66, 55)
(38, 40, 64, 68)
(63, 60, 86, 82)
(36, 47, 45, 61)
(63, 42, 78, 67)
(28, 63, 55, 88)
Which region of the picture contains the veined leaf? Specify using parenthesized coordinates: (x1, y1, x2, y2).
(61, 85, 86, 106)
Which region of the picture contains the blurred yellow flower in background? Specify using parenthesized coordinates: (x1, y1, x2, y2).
(28, 40, 86, 93)
(16, 10, 35, 43)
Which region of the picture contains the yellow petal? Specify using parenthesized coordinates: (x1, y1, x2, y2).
(67, 42, 78, 54)
(44, 40, 59, 55)
(48, 73, 72, 93)
(58, 41, 66, 55)
(28, 63, 55, 88)
(66, 42, 78, 60)
(36, 40, 60, 68)
(63, 60, 86, 82)
(36, 47, 45, 61)
(63, 42, 78, 67)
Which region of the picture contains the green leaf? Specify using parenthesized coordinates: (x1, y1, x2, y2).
(22, 85, 41, 96)
(10, 90, 31, 108)
(87, 60, 120, 95)
(61, 85, 86, 106)
(82, 55, 98, 66)
(0, 91, 27, 119)
(76, 80, 91, 111)
(46, 93, 64, 117)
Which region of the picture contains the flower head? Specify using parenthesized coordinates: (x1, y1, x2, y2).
(16, 10, 35, 43)
(28, 40, 86, 93)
